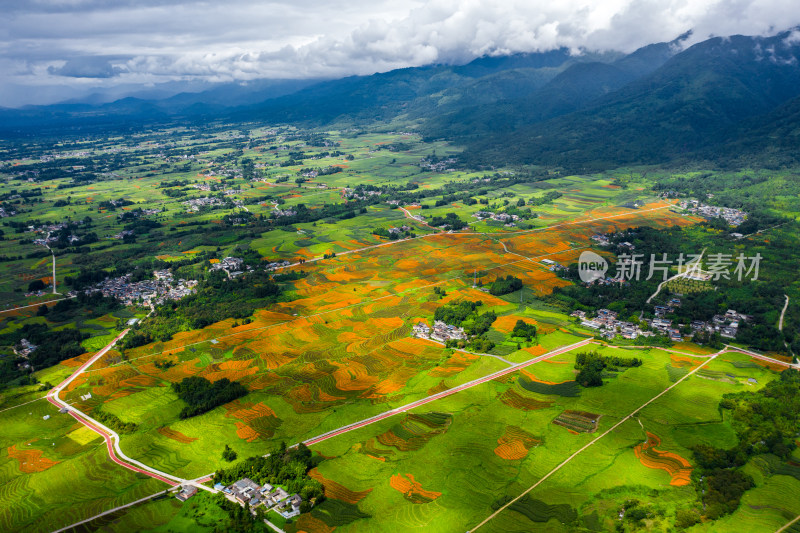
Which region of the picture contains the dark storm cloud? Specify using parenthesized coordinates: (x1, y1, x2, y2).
(1, 0, 799, 106)
(47, 56, 125, 78)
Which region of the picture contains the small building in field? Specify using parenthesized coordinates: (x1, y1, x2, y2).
(176, 485, 198, 502)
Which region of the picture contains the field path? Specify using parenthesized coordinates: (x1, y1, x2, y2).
(399, 206, 433, 229)
(0, 296, 75, 315)
(470, 346, 726, 532)
(51, 487, 179, 533)
(777, 513, 800, 533)
(725, 344, 799, 369)
(779, 294, 789, 331)
(304, 338, 593, 447)
(45, 329, 209, 490)
(645, 248, 706, 304)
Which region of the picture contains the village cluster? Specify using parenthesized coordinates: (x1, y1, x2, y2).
(210, 256, 249, 278)
(271, 207, 297, 217)
(192, 182, 240, 195)
(173, 477, 306, 519)
(419, 156, 458, 172)
(183, 196, 244, 212)
(678, 199, 748, 226)
(210, 255, 292, 275)
(342, 188, 382, 201)
(412, 321, 467, 342)
(472, 210, 521, 226)
(184, 196, 223, 211)
(573, 304, 750, 342)
(78, 269, 197, 306)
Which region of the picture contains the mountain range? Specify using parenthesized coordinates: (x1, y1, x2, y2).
(2, 29, 800, 169)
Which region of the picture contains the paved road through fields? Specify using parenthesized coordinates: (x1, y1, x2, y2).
(304, 337, 593, 446)
(45, 329, 191, 488)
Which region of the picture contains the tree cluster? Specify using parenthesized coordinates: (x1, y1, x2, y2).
(94, 407, 138, 434)
(214, 442, 325, 503)
(427, 212, 468, 230)
(489, 275, 523, 296)
(511, 320, 537, 341)
(172, 376, 248, 419)
(574, 350, 642, 388)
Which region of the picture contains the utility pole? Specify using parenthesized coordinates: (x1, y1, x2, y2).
(52, 252, 57, 294)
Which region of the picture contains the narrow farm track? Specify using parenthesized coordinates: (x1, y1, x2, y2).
(51, 487, 180, 533)
(779, 294, 789, 331)
(44, 329, 196, 489)
(777, 513, 800, 533)
(596, 340, 799, 367)
(646, 247, 706, 305)
(470, 347, 727, 532)
(0, 296, 75, 315)
(725, 345, 799, 369)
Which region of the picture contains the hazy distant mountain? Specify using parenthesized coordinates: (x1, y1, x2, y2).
(0, 78, 321, 134)
(2, 29, 799, 170)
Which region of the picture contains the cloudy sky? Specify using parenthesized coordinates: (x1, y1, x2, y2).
(2, 0, 799, 107)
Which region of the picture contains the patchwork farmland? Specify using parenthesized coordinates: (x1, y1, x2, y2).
(1, 126, 798, 533)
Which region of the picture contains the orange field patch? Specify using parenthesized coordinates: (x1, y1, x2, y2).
(118, 374, 158, 388)
(157, 426, 198, 443)
(428, 350, 478, 377)
(634, 432, 692, 486)
(670, 342, 716, 355)
(331, 360, 379, 391)
(752, 358, 791, 371)
(366, 366, 418, 397)
(499, 389, 553, 411)
(492, 315, 538, 334)
(669, 354, 702, 368)
(308, 468, 373, 503)
(235, 422, 260, 443)
(294, 514, 336, 533)
(389, 473, 442, 504)
(200, 360, 259, 383)
(494, 426, 542, 460)
(7, 444, 59, 473)
(218, 360, 252, 371)
(160, 359, 204, 382)
(61, 352, 94, 368)
(522, 345, 548, 357)
(224, 400, 277, 423)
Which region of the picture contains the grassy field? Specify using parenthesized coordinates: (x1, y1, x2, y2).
(0, 394, 164, 532)
(292, 346, 791, 533)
